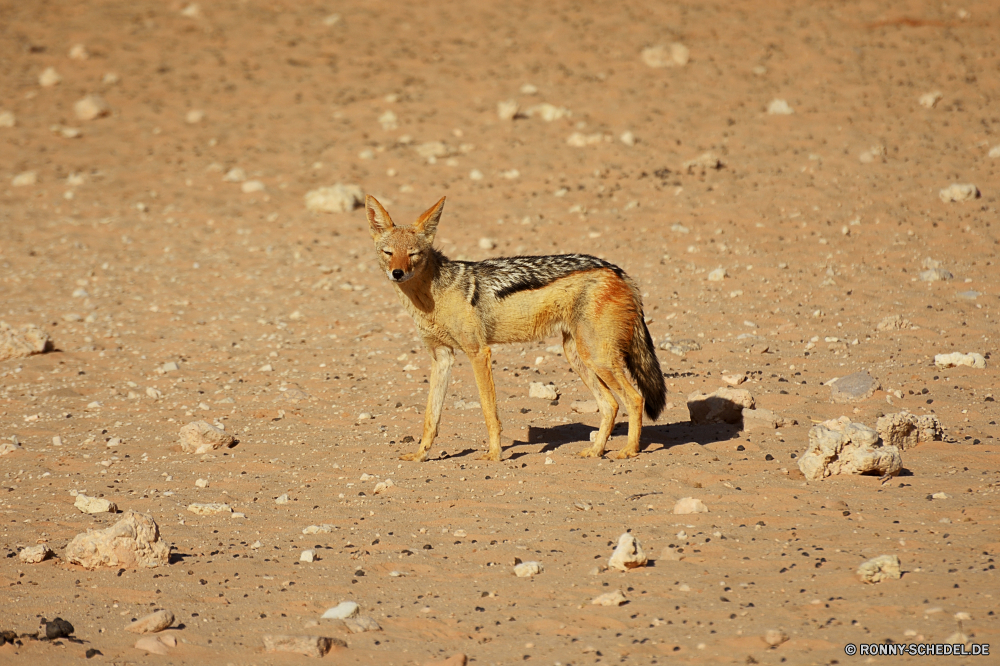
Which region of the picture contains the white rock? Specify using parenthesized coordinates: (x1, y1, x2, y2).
(302, 524, 333, 535)
(39, 66, 62, 87)
(187, 502, 232, 515)
(65, 510, 170, 569)
(343, 616, 382, 633)
(74, 494, 117, 514)
(567, 132, 605, 147)
(798, 417, 901, 480)
(180, 3, 201, 18)
(0, 322, 50, 361)
(608, 533, 647, 571)
(478, 237, 497, 250)
(764, 629, 789, 646)
(74, 94, 111, 121)
(469, 169, 484, 180)
(721, 374, 745, 386)
(185, 109, 205, 124)
(373, 479, 395, 495)
(275, 493, 290, 504)
(876, 413, 942, 449)
(497, 99, 519, 121)
(641, 43, 689, 68)
(321, 601, 359, 619)
(934, 352, 986, 369)
(125, 610, 174, 634)
(146, 387, 162, 400)
(241, 180, 265, 193)
(195, 478, 209, 488)
(357, 412, 372, 420)
(767, 99, 794, 115)
(707, 267, 727, 281)
(591, 589, 628, 606)
(919, 91, 943, 108)
(258, 363, 273, 372)
(415, 141, 451, 159)
(304, 184, 364, 212)
(514, 561, 543, 577)
(857, 554, 901, 583)
(378, 110, 398, 130)
(301, 549, 316, 562)
(673, 497, 709, 515)
(19, 544, 53, 564)
(0, 440, 22, 456)
(0, 110, 15, 127)
(939, 183, 979, 202)
(990, 145, 1000, 158)
(161, 361, 179, 372)
(222, 167, 246, 182)
(525, 103, 570, 122)
(528, 382, 558, 400)
(12, 171, 37, 187)
(179, 420, 234, 454)
(620, 131, 636, 146)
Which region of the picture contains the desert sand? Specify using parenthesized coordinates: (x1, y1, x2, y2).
(1, 1, 997, 664)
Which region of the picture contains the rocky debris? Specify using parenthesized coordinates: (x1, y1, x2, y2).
(528, 382, 558, 400)
(303, 524, 334, 534)
(591, 589, 628, 606)
(763, 629, 789, 647)
(275, 493, 291, 504)
(608, 533, 647, 571)
(767, 99, 794, 115)
(525, 103, 571, 121)
(743, 407, 790, 431)
(134, 635, 171, 654)
(990, 145, 1000, 158)
(919, 267, 953, 282)
(74, 94, 111, 121)
(373, 479, 395, 495)
(938, 183, 979, 203)
(478, 237, 497, 250)
(798, 417, 902, 481)
(241, 180, 265, 193)
(343, 616, 381, 633)
(514, 561, 543, 577)
(187, 502, 232, 515)
(65, 510, 170, 569)
(0, 322, 51, 362)
(857, 554, 901, 583)
(570, 400, 599, 414)
(876, 413, 942, 449)
(659, 338, 702, 357)
(321, 601, 359, 619)
(179, 420, 234, 454)
(415, 141, 453, 160)
(125, 610, 174, 634)
(39, 66, 62, 87)
(919, 91, 943, 108)
(641, 43, 689, 68)
(304, 184, 364, 212)
(497, 99, 519, 121)
(264, 634, 345, 657)
(721, 374, 746, 386)
(41, 617, 74, 639)
(18, 544, 53, 564)
(934, 352, 986, 369)
(707, 267, 727, 282)
(185, 109, 205, 124)
(0, 438, 22, 456)
(687, 387, 754, 424)
(682, 152, 724, 174)
(567, 132, 608, 147)
(301, 549, 316, 562)
(74, 494, 117, 514)
(673, 497, 709, 515)
(12, 171, 37, 186)
(828, 371, 880, 403)
(222, 167, 246, 182)
(876, 315, 912, 331)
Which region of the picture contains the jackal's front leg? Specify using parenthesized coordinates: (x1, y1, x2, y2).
(469, 346, 503, 461)
(401, 346, 454, 462)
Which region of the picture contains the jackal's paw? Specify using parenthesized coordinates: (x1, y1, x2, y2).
(476, 451, 502, 462)
(578, 448, 604, 458)
(612, 448, 639, 460)
(399, 452, 428, 462)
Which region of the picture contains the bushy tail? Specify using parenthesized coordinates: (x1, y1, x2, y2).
(624, 318, 667, 420)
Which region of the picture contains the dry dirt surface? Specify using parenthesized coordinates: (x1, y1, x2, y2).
(1, 0, 999, 664)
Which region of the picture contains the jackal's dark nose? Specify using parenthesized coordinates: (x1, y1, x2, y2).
(391, 269, 404, 280)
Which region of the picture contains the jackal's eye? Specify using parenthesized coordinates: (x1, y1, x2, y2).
(408, 252, 420, 258)
(382, 250, 393, 256)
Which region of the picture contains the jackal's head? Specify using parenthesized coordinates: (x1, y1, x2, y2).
(366, 195, 444, 284)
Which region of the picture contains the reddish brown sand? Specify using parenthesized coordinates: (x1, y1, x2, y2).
(1, 1, 998, 664)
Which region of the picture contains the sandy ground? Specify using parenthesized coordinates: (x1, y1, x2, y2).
(1, 0, 999, 664)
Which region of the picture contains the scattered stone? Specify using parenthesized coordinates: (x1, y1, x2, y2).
(134, 636, 170, 654)
(641, 43, 689, 68)
(608, 533, 647, 571)
(763, 629, 789, 647)
(619, 130, 636, 146)
(241, 180, 265, 193)
(682, 152, 724, 174)
(876, 315, 911, 331)
(39, 66, 62, 87)
(687, 387, 754, 424)
(378, 110, 397, 130)
(990, 145, 1000, 158)
(525, 103, 571, 121)
(743, 408, 789, 431)
(42, 617, 74, 639)
(343, 616, 381, 633)
(567, 132, 606, 147)
(186, 502, 232, 515)
(707, 267, 727, 282)
(857, 554, 901, 583)
(222, 167, 246, 182)
(263, 635, 344, 657)
(321, 601, 359, 620)
(934, 352, 986, 369)
(195, 478, 208, 488)
(146, 387, 163, 400)
(11, 171, 37, 187)
(528, 382, 558, 400)
(65, 510, 170, 569)
(876, 413, 942, 449)
(0, 438, 22, 456)
(478, 237, 497, 250)
(938, 183, 979, 202)
(275, 493, 290, 504)
(303, 524, 333, 535)
(179, 420, 235, 454)
(125, 610, 174, 634)
(0, 110, 15, 127)
(514, 561, 543, 577)
(919, 267, 953, 282)
(672, 497, 709, 515)
(659, 338, 701, 357)
(373, 479, 395, 495)
(469, 169, 484, 180)
(798, 417, 902, 481)
(185, 109, 204, 124)
(74, 94, 110, 121)
(591, 589, 628, 606)
(301, 549, 316, 562)
(570, 400, 599, 414)
(767, 99, 794, 115)
(919, 91, 943, 108)
(932, 492, 949, 500)
(19, 544, 53, 564)
(0, 322, 51, 362)
(304, 184, 364, 212)
(74, 494, 117, 514)
(828, 371, 880, 403)
(497, 99, 519, 121)
(415, 141, 452, 160)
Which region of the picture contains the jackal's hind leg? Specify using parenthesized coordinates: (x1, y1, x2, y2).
(563, 333, 618, 458)
(608, 364, 645, 459)
(402, 346, 454, 462)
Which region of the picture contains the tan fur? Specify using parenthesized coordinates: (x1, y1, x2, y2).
(366, 195, 664, 462)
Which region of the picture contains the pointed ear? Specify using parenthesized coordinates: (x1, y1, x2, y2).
(413, 196, 446, 241)
(366, 195, 394, 240)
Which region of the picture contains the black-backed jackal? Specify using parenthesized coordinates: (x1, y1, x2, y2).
(366, 195, 666, 461)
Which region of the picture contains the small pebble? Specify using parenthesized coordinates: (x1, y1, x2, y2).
(186, 502, 232, 515)
(39, 67, 62, 87)
(767, 99, 794, 115)
(673, 497, 709, 515)
(301, 549, 316, 562)
(275, 494, 290, 504)
(938, 183, 979, 202)
(513, 561, 542, 578)
(74, 94, 111, 121)
(321, 601, 360, 619)
(195, 478, 208, 488)
(591, 589, 627, 606)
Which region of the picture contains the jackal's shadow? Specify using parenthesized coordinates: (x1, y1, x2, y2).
(508, 420, 742, 458)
